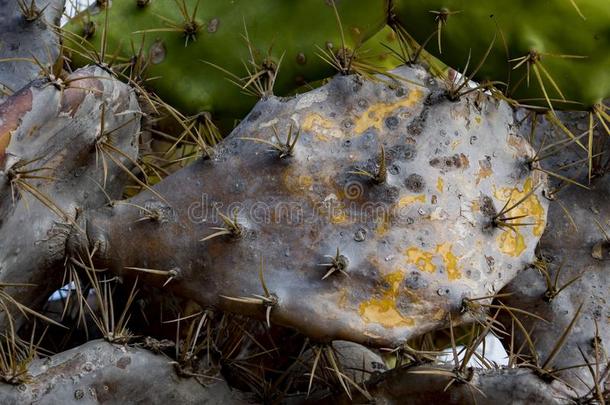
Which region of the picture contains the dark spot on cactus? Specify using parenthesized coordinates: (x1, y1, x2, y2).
(480, 195, 497, 219)
(405, 174, 425, 192)
(74, 389, 84, 400)
(389, 164, 400, 175)
(343, 139, 352, 147)
(136, 0, 150, 7)
(591, 240, 610, 260)
(429, 153, 469, 172)
(247, 110, 261, 122)
(357, 99, 369, 109)
(207, 18, 219, 33)
(296, 52, 307, 65)
(342, 118, 354, 129)
(82, 21, 96, 39)
(590, 335, 603, 349)
(354, 228, 366, 242)
(149, 40, 166, 65)
(426, 90, 447, 106)
(404, 271, 427, 289)
(385, 116, 399, 129)
(407, 106, 429, 136)
(116, 356, 131, 369)
(96, 0, 108, 7)
(383, 186, 400, 203)
(295, 75, 306, 86)
(387, 144, 416, 162)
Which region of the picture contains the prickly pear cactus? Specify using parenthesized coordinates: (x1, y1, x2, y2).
(0, 66, 140, 329)
(497, 112, 610, 397)
(0, 0, 64, 102)
(393, 0, 610, 109)
(63, 0, 387, 119)
(70, 64, 548, 346)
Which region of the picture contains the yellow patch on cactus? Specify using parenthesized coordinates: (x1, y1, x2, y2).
(497, 229, 526, 257)
(436, 243, 462, 280)
(405, 247, 436, 273)
(436, 177, 444, 193)
(301, 113, 343, 139)
(359, 271, 414, 328)
(353, 88, 424, 134)
(405, 244, 463, 279)
(493, 177, 545, 236)
(398, 194, 426, 207)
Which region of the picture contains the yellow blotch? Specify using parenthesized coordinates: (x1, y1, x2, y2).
(475, 116, 482, 124)
(301, 113, 343, 138)
(359, 271, 415, 328)
(0, 131, 11, 157)
(436, 177, 444, 193)
(330, 210, 349, 224)
(405, 244, 463, 280)
(493, 177, 545, 236)
(405, 247, 436, 273)
(398, 194, 426, 208)
(298, 175, 314, 188)
(497, 229, 526, 257)
(375, 213, 391, 236)
(436, 243, 461, 280)
(475, 160, 493, 185)
(353, 88, 424, 134)
(471, 200, 480, 214)
(314, 133, 330, 142)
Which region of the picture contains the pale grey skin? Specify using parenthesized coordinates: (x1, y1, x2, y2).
(498, 110, 610, 398)
(0, 339, 251, 404)
(0, 66, 140, 330)
(0, 0, 65, 102)
(329, 365, 575, 405)
(69, 65, 549, 347)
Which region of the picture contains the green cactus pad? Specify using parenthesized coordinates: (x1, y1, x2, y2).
(63, 0, 387, 119)
(393, 0, 610, 109)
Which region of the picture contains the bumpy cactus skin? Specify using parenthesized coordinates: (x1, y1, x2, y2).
(393, 0, 610, 108)
(69, 65, 548, 346)
(0, 0, 64, 102)
(63, 0, 387, 119)
(0, 66, 140, 329)
(497, 113, 610, 397)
